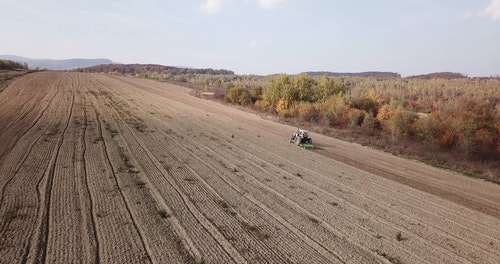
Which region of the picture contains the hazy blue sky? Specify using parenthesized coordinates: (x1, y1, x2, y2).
(1, 0, 499, 76)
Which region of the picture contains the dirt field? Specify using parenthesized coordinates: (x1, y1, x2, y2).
(1, 72, 499, 264)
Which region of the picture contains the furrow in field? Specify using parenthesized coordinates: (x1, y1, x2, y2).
(93, 78, 376, 264)
(33, 84, 76, 263)
(44, 74, 98, 263)
(202, 127, 500, 263)
(150, 130, 364, 264)
(176, 115, 493, 263)
(74, 75, 100, 264)
(95, 77, 338, 263)
(0, 75, 70, 263)
(91, 82, 236, 263)
(0, 78, 60, 204)
(0, 73, 59, 159)
(81, 86, 153, 263)
(106, 86, 402, 262)
(84, 78, 196, 263)
(105, 76, 496, 262)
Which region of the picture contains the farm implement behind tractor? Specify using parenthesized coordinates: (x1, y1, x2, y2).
(289, 129, 319, 149)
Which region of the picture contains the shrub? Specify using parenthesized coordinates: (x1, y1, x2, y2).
(263, 74, 292, 107)
(361, 112, 378, 134)
(293, 102, 320, 122)
(158, 209, 169, 218)
(250, 86, 263, 101)
(350, 96, 379, 114)
(226, 87, 252, 105)
(253, 99, 268, 111)
(348, 108, 366, 128)
(386, 106, 417, 138)
(292, 74, 316, 102)
(322, 94, 351, 127)
(315, 75, 346, 101)
(414, 113, 442, 143)
(276, 99, 291, 116)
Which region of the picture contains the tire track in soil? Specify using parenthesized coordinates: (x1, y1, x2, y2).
(44, 74, 100, 263)
(94, 76, 388, 263)
(0, 73, 59, 160)
(0, 79, 60, 206)
(33, 88, 76, 263)
(97, 80, 360, 264)
(83, 84, 153, 263)
(155, 126, 393, 263)
(94, 78, 301, 263)
(93, 83, 235, 263)
(0, 77, 70, 263)
(85, 77, 197, 263)
(143, 132, 293, 263)
(150, 131, 344, 264)
(114, 91, 386, 263)
(76, 75, 100, 264)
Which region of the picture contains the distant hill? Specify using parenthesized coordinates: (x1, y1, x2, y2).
(406, 72, 467, 80)
(83, 63, 234, 75)
(303, 71, 401, 78)
(0, 55, 115, 71)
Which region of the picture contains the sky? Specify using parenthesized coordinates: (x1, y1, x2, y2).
(1, 0, 499, 77)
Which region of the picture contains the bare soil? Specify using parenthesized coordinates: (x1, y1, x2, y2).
(1, 72, 499, 264)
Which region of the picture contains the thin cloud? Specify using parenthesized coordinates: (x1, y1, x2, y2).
(198, 0, 230, 14)
(456, 11, 472, 22)
(480, 0, 500, 20)
(249, 40, 257, 47)
(259, 0, 285, 9)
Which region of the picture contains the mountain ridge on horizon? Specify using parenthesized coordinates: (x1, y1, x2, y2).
(0, 55, 115, 71)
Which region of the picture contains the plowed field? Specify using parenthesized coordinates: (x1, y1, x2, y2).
(1, 72, 499, 264)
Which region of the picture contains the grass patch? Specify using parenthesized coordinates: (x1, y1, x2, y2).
(309, 217, 319, 224)
(219, 200, 229, 209)
(242, 222, 269, 240)
(127, 167, 140, 174)
(373, 249, 402, 264)
(158, 209, 169, 218)
(184, 177, 196, 182)
(110, 129, 119, 138)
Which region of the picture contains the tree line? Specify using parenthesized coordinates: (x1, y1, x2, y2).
(0, 60, 29, 70)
